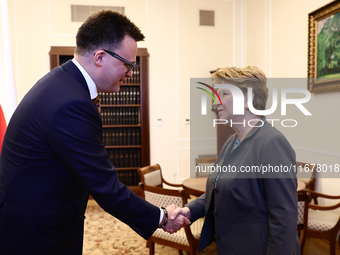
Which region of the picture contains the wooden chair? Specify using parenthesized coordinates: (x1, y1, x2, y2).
(195, 158, 216, 177)
(296, 161, 316, 192)
(139, 182, 203, 255)
(301, 191, 340, 255)
(297, 190, 310, 255)
(137, 164, 183, 188)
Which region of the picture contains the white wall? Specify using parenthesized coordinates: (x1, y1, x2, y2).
(148, 0, 233, 182)
(7, 0, 340, 194)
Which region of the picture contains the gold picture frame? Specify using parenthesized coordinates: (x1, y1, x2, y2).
(308, 1, 340, 92)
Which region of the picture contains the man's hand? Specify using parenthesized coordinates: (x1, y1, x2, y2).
(163, 206, 191, 234)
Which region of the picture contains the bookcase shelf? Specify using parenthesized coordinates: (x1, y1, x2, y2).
(101, 105, 141, 107)
(105, 146, 142, 149)
(103, 125, 141, 128)
(116, 167, 140, 170)
(50, 46, 150, 196)
(121, 83, 140, 86)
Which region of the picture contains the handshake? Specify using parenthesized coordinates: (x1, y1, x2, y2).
(160, 205, 191, 234)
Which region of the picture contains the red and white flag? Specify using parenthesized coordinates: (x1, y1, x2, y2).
(0, 0, 17, 152)
(0, 105, 6, 151)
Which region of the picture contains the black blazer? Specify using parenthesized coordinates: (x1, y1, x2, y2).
(0, 61, 159, 255)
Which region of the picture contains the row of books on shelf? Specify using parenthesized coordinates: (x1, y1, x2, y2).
(117, 170, 141, 186)
(108, 148, 141, 168)
(100, 107, 140, 125)
(103, 128, 140, 146)
(98, 86, 140, 105)
(123, 65, 140, 84)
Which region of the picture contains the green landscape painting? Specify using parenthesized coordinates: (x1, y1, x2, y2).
(317, 12, 340, 80)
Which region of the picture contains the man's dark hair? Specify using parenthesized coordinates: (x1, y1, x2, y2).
(75, 10, 144, 56)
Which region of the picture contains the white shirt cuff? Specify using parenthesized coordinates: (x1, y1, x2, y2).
(159, 208, 164, 224)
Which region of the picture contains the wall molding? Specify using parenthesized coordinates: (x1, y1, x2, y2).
(233, 0, 245, 67)
(48, 0, 74, 37)
(177, 147, 190, 182)
(264, 0, 272, 78)
(293, 145, 340, 158)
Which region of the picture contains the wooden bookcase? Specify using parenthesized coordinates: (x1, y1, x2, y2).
(49, 46, 150, 196)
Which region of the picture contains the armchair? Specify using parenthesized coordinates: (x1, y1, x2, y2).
(297, 191, 310, 255)
(137, 164, 182, 188)
(302, 191, 340, 255)
(139, 182, 203, 255)
(296, 161, 316, 192)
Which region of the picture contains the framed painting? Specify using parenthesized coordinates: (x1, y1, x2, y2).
(308, 1, 340, 92)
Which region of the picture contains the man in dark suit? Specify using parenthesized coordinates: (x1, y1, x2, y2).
(0, 10, 188, 254)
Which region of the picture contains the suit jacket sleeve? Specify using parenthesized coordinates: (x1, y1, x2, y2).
(46, 98, 159, 239)
(260, 134, 299, 255)
(186, 193, 206, 222)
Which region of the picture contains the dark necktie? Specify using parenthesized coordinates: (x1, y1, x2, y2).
(93, 95, 101, 113)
